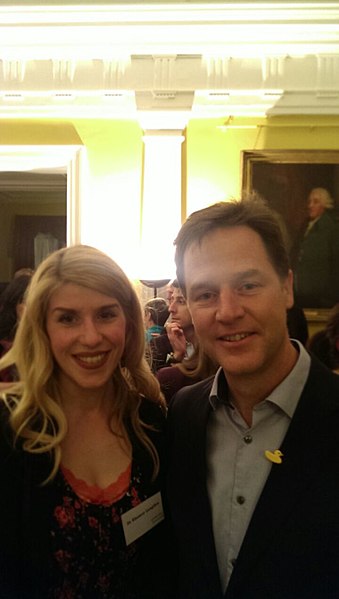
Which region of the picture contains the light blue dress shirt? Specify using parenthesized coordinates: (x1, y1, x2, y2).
(206, 341, 311, 592)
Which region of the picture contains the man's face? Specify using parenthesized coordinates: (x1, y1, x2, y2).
(168, 288, 193, 332)
(307, 190, 326, 221)
(183, 226, 294, 381)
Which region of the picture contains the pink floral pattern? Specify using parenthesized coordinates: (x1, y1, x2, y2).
(49, 465, 150, 598)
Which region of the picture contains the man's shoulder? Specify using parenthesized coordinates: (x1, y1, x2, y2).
(169, 375, 215, 413)
(318, 211, 339, 231)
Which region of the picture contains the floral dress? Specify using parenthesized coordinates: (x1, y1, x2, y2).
(49, 461, 158, 599)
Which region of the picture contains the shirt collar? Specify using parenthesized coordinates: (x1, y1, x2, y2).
(209, 340, 311, 418)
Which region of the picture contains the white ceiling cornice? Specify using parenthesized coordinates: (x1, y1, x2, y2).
(0, 3, 339, 121)
(1, 3, 339, 56)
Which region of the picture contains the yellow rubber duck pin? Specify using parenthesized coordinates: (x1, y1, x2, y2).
(265, 449, 283, 464)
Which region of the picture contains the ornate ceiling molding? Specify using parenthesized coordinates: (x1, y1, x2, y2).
(0, 3, 339, 120)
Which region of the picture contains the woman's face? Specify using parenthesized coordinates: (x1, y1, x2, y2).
(46, 283, 126, 397)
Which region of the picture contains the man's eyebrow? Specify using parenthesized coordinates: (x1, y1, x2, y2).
(188, 269, 263, 293)
(191, 269, 261, 285)
(232, 269, 262, 280)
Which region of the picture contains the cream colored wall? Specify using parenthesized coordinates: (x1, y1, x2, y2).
(72, 119, 143, 276)
(1, 114, 338, 335)
(0, 119, 143, 277)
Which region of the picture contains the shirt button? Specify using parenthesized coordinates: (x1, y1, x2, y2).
(236, 495, 245, 505)
(243, 434, 252, 444)
(231, 558, 237, 567)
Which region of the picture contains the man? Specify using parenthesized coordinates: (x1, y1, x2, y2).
(166, 283, 196, 363)
(295, 187, 339, 308)
(149, 280, 195, 371)
(167, 198, 339, 598)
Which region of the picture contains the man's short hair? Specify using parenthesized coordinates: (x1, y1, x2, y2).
(174, 197, 290, 293)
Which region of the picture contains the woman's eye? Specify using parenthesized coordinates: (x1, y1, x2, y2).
(58, 313, 76, 324)
(99, 309, 116, 320)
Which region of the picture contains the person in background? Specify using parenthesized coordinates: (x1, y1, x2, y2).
(0, 272, 33, 382)
(326, 302, 339, 373)
(286, 303, 308, 345)
(167, 198, 339, 599)
(165, 278, 176, 305)
(307, 303, 339, 373)
(165, 282, 196, 364)
(13, 267, 35, 279)
(148, 280, 195, 372)
(144, 297, 169, 343)
(0, 245, 174, 598)
(157, 342, 218, 404)
(295, 187, 339, 308)
(307, 328, 332, 369)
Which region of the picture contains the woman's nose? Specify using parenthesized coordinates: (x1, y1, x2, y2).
(79, 319, 102, 345)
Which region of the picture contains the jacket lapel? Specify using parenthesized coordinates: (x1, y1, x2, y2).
(168, 378, 223, 596)
(226, 360, 339, 595)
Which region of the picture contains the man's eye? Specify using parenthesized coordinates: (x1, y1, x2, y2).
(196, 292, 214, 302)
(240, 283, 260, 292)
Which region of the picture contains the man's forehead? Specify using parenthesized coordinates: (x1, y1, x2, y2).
(172, 288, 184, 299)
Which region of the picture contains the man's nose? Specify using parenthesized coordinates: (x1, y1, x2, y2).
(169, 302, 177, 314)
(216, 289, 245, 321)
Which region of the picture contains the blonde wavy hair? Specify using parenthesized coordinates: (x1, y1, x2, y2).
(0, 245, 165, 481)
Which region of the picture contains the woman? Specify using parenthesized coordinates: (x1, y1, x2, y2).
(157, 343, 218, 404)
(0, 245, 173, 598)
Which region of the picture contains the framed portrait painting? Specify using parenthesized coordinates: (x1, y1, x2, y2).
(242, 150, 339, 322)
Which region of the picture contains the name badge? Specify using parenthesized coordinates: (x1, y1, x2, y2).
(121, 491, 165, 546)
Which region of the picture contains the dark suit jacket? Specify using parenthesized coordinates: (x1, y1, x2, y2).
(167, 357, 339, 599)
(295, 211, 339, 308)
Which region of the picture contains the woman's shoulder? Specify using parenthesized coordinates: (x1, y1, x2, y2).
(0, 398, 22, 464)
(138, 396, 166, 430)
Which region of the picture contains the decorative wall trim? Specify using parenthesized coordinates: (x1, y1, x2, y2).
(0, 3, 339, 118)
